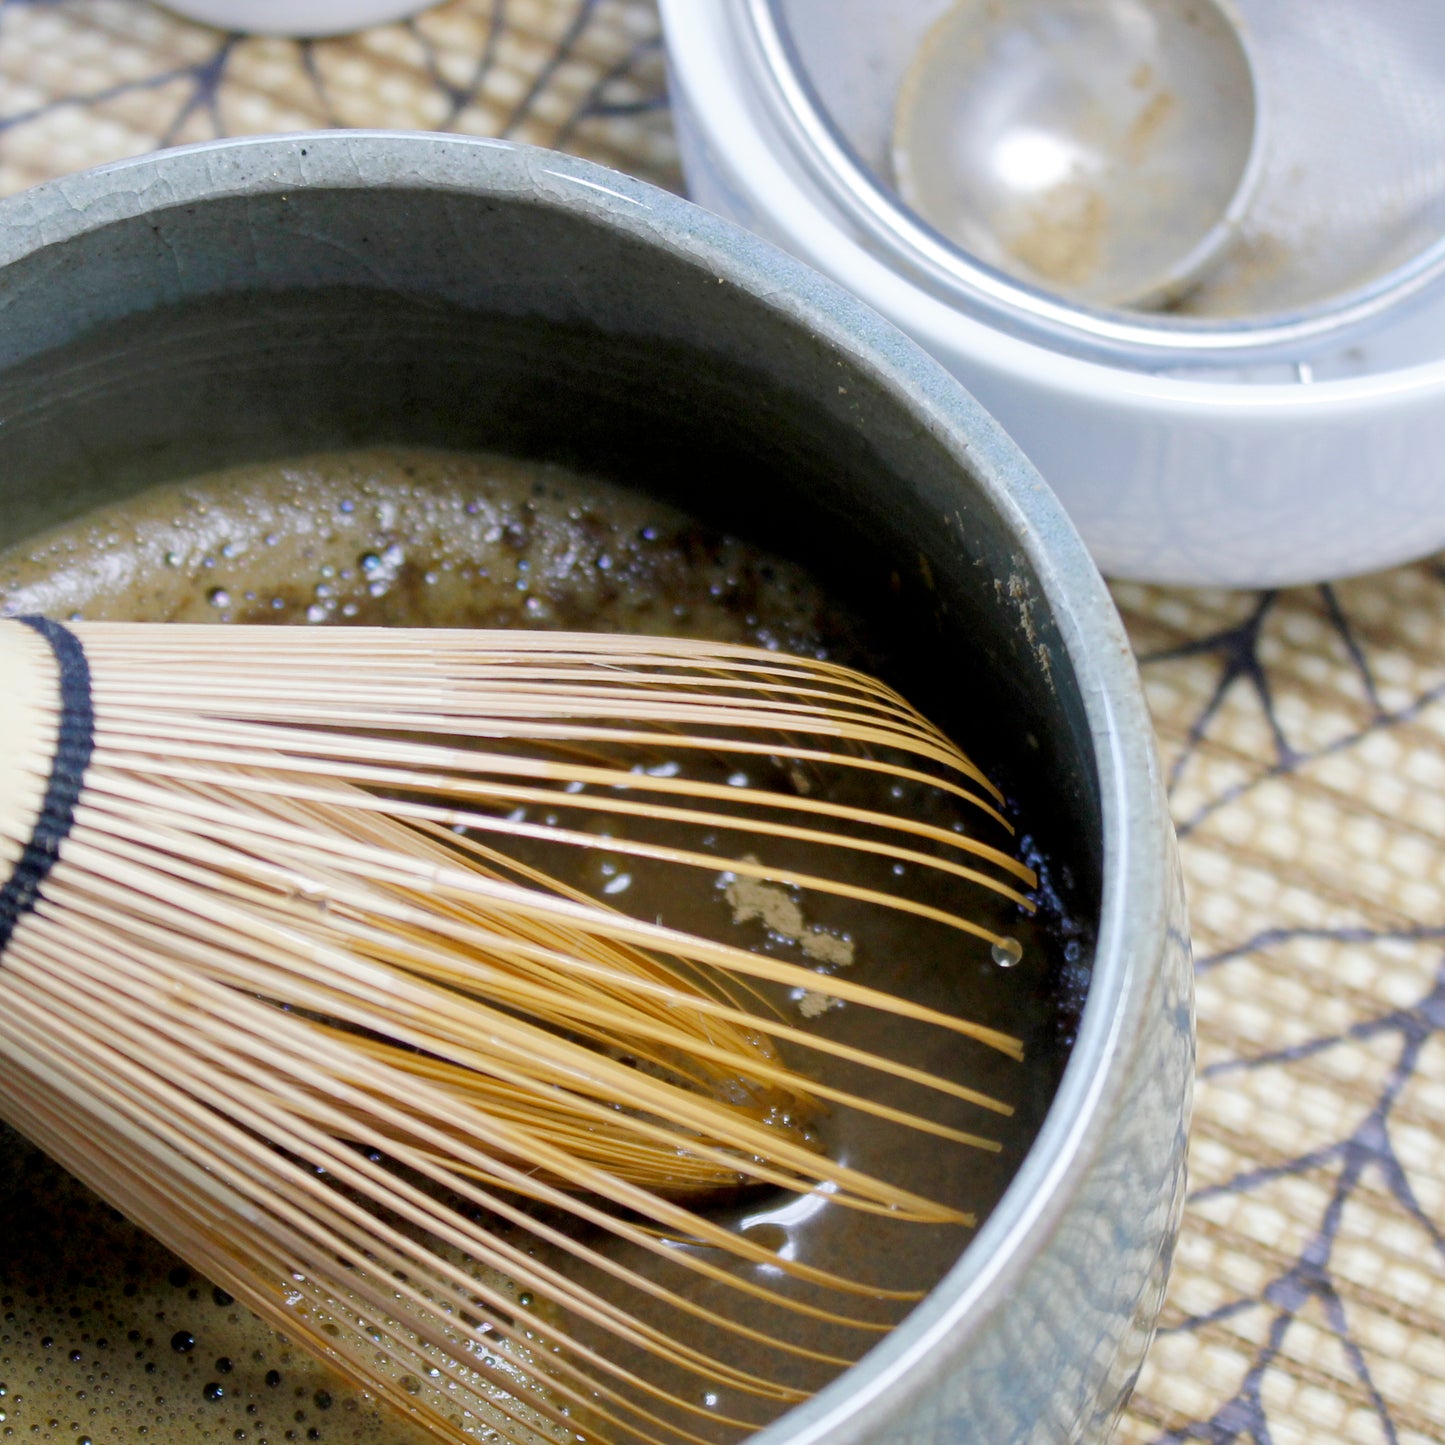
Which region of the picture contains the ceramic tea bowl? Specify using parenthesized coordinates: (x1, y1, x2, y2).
(0, 132, 1191, 1445)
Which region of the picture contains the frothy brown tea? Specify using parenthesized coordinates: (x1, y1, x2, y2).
(0, 447, 1074, 1445)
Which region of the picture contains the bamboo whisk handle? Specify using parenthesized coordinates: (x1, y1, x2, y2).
(0, 617, 93, 952)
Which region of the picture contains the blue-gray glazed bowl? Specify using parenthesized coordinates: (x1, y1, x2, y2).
(0, 132, 1192, 1445)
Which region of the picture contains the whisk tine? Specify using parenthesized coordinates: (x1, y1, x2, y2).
(0, 618, 1041, 1445)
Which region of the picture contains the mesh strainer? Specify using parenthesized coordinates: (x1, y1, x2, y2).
(761, 0, 1445, 358)
(891, 0, 1263, 312)
(1178, 0, 1445, 321)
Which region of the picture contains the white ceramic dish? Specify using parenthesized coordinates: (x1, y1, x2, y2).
(660, 0, 1445, 587)
(155, 1, 436, 36)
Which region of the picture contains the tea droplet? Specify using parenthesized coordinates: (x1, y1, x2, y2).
(991, 937, 1023, 968)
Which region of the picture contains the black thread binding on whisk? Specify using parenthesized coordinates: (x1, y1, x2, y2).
(0, 616, 95, 955)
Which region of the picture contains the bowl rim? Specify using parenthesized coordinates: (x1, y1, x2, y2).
(0, 130, 1180, 1440)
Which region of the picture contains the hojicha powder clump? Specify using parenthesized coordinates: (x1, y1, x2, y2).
(0, 446, 1076, 1445)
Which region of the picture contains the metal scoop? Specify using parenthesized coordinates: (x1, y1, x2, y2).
(892, 0, 1260, 310)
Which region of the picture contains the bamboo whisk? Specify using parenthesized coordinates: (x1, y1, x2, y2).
(0, 616, 1037, 1445)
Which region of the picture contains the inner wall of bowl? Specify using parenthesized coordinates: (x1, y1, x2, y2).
(0, 179, 1101, 914)
(0, 156, 1135, 1444)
